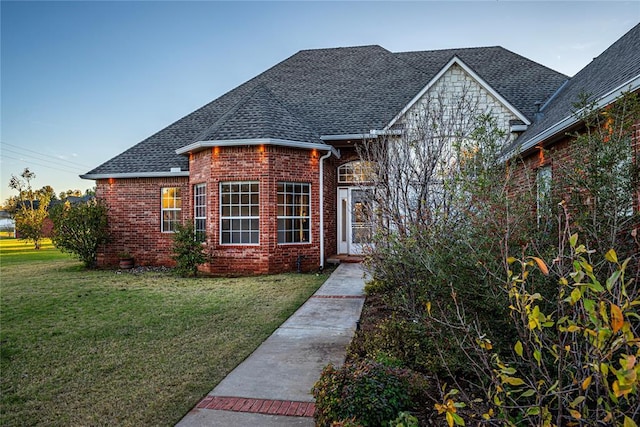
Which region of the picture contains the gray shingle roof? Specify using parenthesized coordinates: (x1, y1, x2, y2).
(195, 84, 322, 143)
(509, 23, 640, 153)
(83, 44, 568, 177)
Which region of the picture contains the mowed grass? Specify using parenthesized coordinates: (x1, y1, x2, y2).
(0, 239, 328, 426)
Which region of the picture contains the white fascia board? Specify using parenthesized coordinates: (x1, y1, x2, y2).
(320, 130, 401, 141)
(176, 138, 340, 158)
(80, 171, 190, 180)
(507, 75, 640, 159)
(320, 133, 374, 141)
(385, 56, 531, 131)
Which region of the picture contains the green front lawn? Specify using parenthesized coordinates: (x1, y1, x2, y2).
(0, 239, 328, 426)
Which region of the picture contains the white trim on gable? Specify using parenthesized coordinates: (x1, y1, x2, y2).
(384, 56, 531, 131)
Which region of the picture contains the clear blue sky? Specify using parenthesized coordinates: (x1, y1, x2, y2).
(1, 1, 638, 202)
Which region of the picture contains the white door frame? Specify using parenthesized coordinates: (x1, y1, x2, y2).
(337, 187, 372, 255)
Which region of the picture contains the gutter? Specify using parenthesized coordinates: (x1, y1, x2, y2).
(505, 75, 640, 160)
(318, 150, 334, 270)
(176, 138, 340, 158)
(80, 171, 190, 180)
(320, 129, 401, 141)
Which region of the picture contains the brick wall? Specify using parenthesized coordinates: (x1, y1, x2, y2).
(199, 145, 325, 274)
(510, 114, 640, 222)
(95, 176, 190, 267)
(94, 145, 338, 275)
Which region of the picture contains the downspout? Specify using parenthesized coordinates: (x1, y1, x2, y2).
(319, 150, 333, 270)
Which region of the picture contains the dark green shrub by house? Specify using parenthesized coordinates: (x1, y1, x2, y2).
(171, 222, 207, 277)
(312, 360, 427, 426)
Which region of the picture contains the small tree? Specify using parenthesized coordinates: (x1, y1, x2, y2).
(171, 222, 206, 277)
(8, 168, 51, 249)
(49, 199, 109, 268)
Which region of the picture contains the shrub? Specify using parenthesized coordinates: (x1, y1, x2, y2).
(171, 222, 207, 277)
(49, 199, 109, 268)
(349, 311, 462, 376)
(437, 235, 640, 426)
(312, 360, 427, 427)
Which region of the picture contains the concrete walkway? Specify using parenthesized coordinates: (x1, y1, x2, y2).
(176, 263, 367, 427)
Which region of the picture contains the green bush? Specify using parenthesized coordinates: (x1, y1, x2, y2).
(389, 412, 419, 427)
(434, 236, 640, 427)
(349, 313, 463, 376)
(171, 222, 207, 277)
(49, 199, 109, 268)
(312, 360, 427, 427)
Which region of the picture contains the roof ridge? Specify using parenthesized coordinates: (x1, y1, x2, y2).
(394, 45, 502, 55)
(297, 44, 385, 53)
(196, 83, 321, 143)
(256, 85, 322, 140)
(191, 84, 266, 142)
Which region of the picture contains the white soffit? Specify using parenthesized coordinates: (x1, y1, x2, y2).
(385, 56, 531, 130)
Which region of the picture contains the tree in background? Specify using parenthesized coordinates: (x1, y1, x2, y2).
(49, 199, 109, 268)
(59, 189, 83, 200)
(8, 168, 51, 249)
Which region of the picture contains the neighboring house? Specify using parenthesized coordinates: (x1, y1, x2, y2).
(81, 24, 638, 275)
(0, 211, 15, 236)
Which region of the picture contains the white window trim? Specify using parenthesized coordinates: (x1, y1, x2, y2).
(338, 160, 375, 184)
(219, 181, 260, 245)
(161, 187, 181, 233)
(537, 164, 552, 224)
(194, 183, 206, 242)
(277, 182, 312, 245)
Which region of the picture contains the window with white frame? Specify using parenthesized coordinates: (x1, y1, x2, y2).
(161, 187, 181, 232)
(277, 182, 311, 244)
(537, 165, 552, 223)
(220, 182, 259, 244)
(194, 183, 206, 242)
(338, 161, 375, 184)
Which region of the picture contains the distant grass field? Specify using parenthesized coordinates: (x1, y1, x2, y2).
(0, 238, 328, 426)
(0, 238, 66, 264)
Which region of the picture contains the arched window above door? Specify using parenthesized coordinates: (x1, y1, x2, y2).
(337, 160, 375, 184)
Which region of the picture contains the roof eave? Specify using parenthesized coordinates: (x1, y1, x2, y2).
(80, 171, 190, 180)
(504, 74, 640, 160)
(176, 138, 341, 159)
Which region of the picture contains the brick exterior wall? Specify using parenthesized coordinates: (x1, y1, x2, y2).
(196, 145, 325, 275)
(510, 115, 640, 224)
(96, 146, 336, 275)
(95, 176, 190, 267)
(96, 145, 340, 275)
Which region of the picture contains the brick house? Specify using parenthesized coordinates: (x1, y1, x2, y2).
(82, 25, 638, 274)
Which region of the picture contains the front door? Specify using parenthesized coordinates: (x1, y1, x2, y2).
(337, 187, 373, 255)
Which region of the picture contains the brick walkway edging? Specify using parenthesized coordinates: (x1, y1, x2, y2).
(196, 396, 315, 418)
